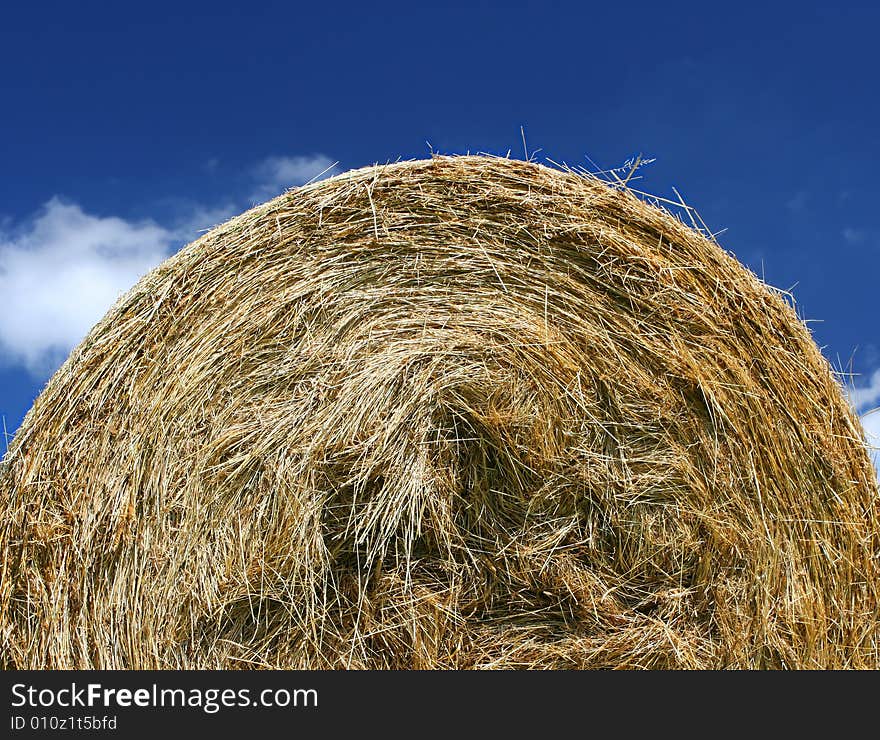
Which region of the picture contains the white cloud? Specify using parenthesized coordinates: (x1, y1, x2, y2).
(0, 199, 175, 375)
(250, 154, 339, 202)
(849, 369, 880, 481)
(860, 411, 880, 480)
(848, 368, 880, 414)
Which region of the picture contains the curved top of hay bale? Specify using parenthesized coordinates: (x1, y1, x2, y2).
(2, 155, 878, 669)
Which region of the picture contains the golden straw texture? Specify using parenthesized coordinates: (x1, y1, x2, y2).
(2, 155, 878, 669)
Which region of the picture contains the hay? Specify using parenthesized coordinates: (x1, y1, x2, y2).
(1, 155, 878, 669)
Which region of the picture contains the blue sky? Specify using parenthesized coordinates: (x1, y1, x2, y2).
(1, 1, 879, 459)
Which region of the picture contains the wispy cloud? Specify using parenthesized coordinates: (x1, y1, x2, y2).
(842, 227, 867, 245)
(250, 154, 339, 202)
(168, 201, 239, 242)
(786, 191, 808, 213)
(848, 368, 880, 414)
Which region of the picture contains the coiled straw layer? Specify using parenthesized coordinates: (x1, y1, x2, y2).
(2, 156, 878, 668)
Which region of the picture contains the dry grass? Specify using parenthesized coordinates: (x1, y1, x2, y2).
(1, 155, 878, 669)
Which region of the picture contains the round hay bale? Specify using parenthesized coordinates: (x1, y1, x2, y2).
(1, 156, 878, 669)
